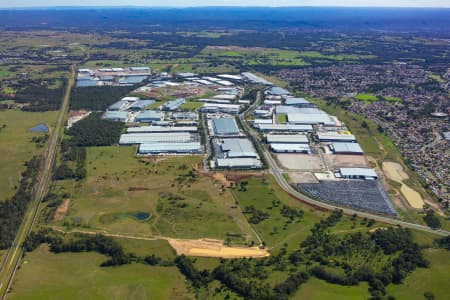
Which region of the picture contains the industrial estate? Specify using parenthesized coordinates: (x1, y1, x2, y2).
(0, 8, 449, 300)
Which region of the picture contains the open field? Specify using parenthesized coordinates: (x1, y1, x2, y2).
(387, 249, 450, 299)
(8, 245, 193, 300)
(276, 154, 322, 170)
(293, 278, 370, 300)
(354, 93, 378, 101)
(0, 109, 58, 201)
(179, 101, 204, 110)
(53, 146, 259, 244)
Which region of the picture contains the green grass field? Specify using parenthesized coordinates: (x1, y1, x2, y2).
(179, 101, 203, 110)
(53, 146, 258, 244)
(277, 113, 287, 123)
(387, 249, 450, 299)
(9, 245, 193, 300)
(0, 109, 58, 201)
(293, 278, 369, 300)
(354, 93, 378, 101)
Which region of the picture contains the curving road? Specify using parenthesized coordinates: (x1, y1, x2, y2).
(239, 91, 449, 237)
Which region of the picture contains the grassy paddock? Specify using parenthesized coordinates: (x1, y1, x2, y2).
(54, 146, 258, 244)
(293, 277, 370, 300)
(0, 109, 58, 201)
(9, 245, 193, 300)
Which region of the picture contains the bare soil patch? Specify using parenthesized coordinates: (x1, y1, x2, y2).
(276, 154, 322, 170)
(54, 199, 70, 221)
(326, 154, 369, 169)
(168, 238, 269, 259)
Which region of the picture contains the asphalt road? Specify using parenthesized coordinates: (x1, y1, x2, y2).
(0, 66, 75, 299)
(238, 90, 449, 237)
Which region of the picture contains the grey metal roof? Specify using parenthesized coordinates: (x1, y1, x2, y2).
(102, 111, 128, 121)
(108, 100, 129, 111)
(284, 97, 311, 106)
(221, 138, 258, 158)
(266, 86, 291, 96)
(212, 118, 240, 135)
(162, 98, 185, 111)
(317, 132, 356, 142)
(266, 134, 309, 144)
(128, 100, 155, 110)
(134, 110, 164, 122)
(330, 142, 363, 154)
(257, 124, 313, 132)
(119, 75, 148, 84)
(241, 72, 273, 85)
(216, 158, 262, 168)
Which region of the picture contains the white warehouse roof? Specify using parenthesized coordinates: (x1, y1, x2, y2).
(287, 113, 336, 126)
(119, 132, 193, 144)
(221, 138, 258, 158)
(266, 134, 309, 144)
(216, 158, 262, 168)
(317, 132, 356, 142)
(257, 124, 313, 132)
(270, 143, 311, 153)
(127, 126, 197, 133)
(138, 142, 202, 154)
(339, 168, 378, 178)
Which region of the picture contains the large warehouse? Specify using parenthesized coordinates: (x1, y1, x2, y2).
(134, 110, 164, 123)
(257, 124, 313, 132)
(266, 134, 309, 144)
(220, 138, 258, 158)
(317, 132, 356, 142)
(127, 126, 197, 133)
(287, 112, 336, 126)
(162, 98, 185, 111)
(200, 103, 241, 114)
(102, 111, 128, 122)
(119, 132, 194, 144)
(128, 100, 155, 111)
(138, 142, 202, 155)
(270, 144, 311, 153)
(329, 142, 364, 155)
(216, 158, 262, 169)
(335, 168, 378, 180)
(212, 118, 240, 136)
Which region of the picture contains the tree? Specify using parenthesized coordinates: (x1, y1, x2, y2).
(423, 210, 441, 229)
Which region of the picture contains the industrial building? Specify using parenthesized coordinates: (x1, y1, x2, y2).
(257, 124, 313, 132)
(241, 72, 273, 85)
(317, 132, 356, 142)
(138, 142, 202, 155)
(102, 111, 128, 122)
(108, 100, 130, 111)
(335, 168, 378, 180)
(217, 74, 244, 81)
(270, 144, 311, 153)
(127, 126, 197, 133)
(287, 112, 336, 126)
(212, 118, 240, 136)
(200, 103, 241, 114)
(266, 134, 309, 144)
(253, 119, 273, 125)
(213, 94, 237, 101)
(265, 86, 291, 96)
(134, 110, 164, 123)
(128, 100, 155, 111)
(119, 132, 194, 145)
(284, 97, 313, 107)
(329, 142, 363, 155)
(220, 138, 258, 158)
(162, 98, 185, 111)
(216, 158, 262, 169)
(171, 112, 199, 120)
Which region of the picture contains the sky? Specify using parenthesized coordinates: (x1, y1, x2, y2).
(0, 0, 449, 8)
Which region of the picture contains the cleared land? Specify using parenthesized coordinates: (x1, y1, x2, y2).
(53, 146, 259, 245)
(0, 109, 58, 201)
(276, 154, 322, 170)
(383, 161, 425, 209)
(168, 238, 269, 258)
(8, 245, 193, 300)
(325, 154, 369, 169)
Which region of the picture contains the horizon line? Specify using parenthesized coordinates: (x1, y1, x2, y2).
(1, 5, 450, 9)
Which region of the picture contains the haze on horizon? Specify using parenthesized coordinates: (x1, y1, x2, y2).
(0, 0, 449, 8)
